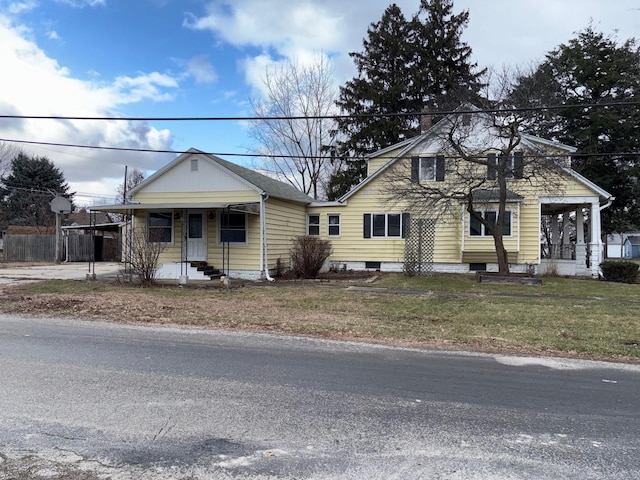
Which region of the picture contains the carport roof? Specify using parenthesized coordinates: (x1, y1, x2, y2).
(90, 201, 258, 214)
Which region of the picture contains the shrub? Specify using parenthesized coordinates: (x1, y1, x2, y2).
(290, 236, 332, 278)
(130, 228, 167, 287)
(600, 260, 639, 284)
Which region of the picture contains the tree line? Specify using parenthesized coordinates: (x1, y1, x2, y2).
(249, 0, 640, 236)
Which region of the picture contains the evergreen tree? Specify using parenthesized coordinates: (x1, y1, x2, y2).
(510, 26, 640, 233)
(0, 153, 73, 230)
(329, 0, 484, 199)
(411, 0, 485, 114)
(329, 4, 415, 200)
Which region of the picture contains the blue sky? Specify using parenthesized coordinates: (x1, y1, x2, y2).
(1, 0, 639, 205)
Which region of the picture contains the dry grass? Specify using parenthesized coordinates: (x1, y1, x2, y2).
(0, 274, 639, 362)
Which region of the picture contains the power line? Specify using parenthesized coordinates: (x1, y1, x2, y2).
(0, 137, 638, 161)
(1, 101, 640, 122)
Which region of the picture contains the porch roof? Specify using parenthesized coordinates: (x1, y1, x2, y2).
(90, 201, 258, 214)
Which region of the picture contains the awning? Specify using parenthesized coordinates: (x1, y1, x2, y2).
(90, 202, 259, 214)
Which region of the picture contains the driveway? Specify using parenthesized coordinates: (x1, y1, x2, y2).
(0, 262, 122, 283)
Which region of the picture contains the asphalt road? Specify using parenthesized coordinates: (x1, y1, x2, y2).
(0, 315, 638, 479)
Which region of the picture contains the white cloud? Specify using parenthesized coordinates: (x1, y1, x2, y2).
(0, 14, 176, 203)
(187, 54, 218, 84)
(6, 0, 37, 15)
(54, 0, 106, 7)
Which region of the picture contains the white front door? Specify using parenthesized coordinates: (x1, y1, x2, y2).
(187, 212, 206, 261)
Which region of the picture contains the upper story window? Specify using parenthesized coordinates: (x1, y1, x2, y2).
(487, 152, 524, 180)
(411, 156, 445, 183)
(147, 211, 173, 243)
(191, 158, 198, 171)
(220, 212, 247, 244)
(307, 214, 320, 236)
(470, 210, 512, 237)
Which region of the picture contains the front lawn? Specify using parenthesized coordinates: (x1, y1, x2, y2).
(1, 273, 638, 362)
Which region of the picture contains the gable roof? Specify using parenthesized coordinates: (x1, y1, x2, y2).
(130, 148, 314, 205)
(339, 105, 612, 203)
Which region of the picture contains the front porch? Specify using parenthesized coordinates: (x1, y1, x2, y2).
(93, 201, 269, 282)
(538, 197, 605, 277)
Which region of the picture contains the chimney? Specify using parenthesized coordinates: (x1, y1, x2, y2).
(420, 113, 432, 133)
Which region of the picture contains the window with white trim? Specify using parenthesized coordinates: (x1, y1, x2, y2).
(411, 156, 445, 183)
(220, 212, 247, 243)
(307, 214, 320, 236)
(469, 210, 512, 237)
(363, 213, 408, 238)
(419, 157, 436, 182)
(147, 211, 173, 243)
(327, 214, 341, 237)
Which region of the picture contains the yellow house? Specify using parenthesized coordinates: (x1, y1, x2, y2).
(94, 148, 314, 281)
(93, 113, 612, 281)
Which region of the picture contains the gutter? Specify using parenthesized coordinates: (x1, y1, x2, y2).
(600, 197, 614, 212)
(260, 193, 275, 282)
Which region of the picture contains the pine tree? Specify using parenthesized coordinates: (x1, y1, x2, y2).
(0, 153, 73, 230)
(329, 0, 484, 199)
(329, 4, 416, 200)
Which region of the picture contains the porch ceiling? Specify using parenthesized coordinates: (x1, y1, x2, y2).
(541, 203, 586, 216)
(91, 202, 258, 214)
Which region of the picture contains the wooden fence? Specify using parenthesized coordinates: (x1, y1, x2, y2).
(4, 234, 120, 262)
(4, 235, 56, 262)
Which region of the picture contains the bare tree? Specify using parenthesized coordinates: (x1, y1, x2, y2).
(0, 142, 20, 177)
(248, 55, 339, 199)
(129, 227, 166, 287)
(115, 168, 145, 204)
(386, 104, 567, 274)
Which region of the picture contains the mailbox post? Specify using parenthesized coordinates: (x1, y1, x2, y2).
(49, 196, 72, 264)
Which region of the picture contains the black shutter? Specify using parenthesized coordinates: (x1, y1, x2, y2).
(487, 153, 497, 180)
(436, 155, 445, 181)
(514, 151, 524, 179)
(411, 157, 419, 183)
(363, 214, 371, 238)
(401, 212, 410, 238)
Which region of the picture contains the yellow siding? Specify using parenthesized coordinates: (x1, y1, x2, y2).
(205, 213, 261, 271)
(367, 146, 407, 176)
(132, 214, 183, 264)
(134, 190, 260, 204)
(265, 198, 306, 270)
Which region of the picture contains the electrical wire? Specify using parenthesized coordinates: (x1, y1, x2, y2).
(1, 100, 639, 121)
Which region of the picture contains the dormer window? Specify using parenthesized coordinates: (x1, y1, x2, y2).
(487, 152, 524, 180)
(411, 156, 445, 183)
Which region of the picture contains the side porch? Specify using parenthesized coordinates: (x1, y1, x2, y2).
(538, 197, 607, 277)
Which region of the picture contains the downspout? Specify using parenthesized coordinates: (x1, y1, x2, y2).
(600, 198, 613, 212)
(260, 193, 275, 281)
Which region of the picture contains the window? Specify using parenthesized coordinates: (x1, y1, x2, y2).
(191, 158, 198, 171)
(307, 214, 320, 236)
(363, 213, 409, 238)
(470, 211, 512, 237)
(419, 157, 436, 182)
(411, 156, 445, 183)
(148, 211, 173, 243)
(220, 212, 247, 243)
(487, 152, 524, 180)
(327, 214, 341, 236)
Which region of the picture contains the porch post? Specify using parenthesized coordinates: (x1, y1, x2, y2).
(550, 215, 559, 258)
(575, 207, 587, 276)
(589, 202, 602, 277)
